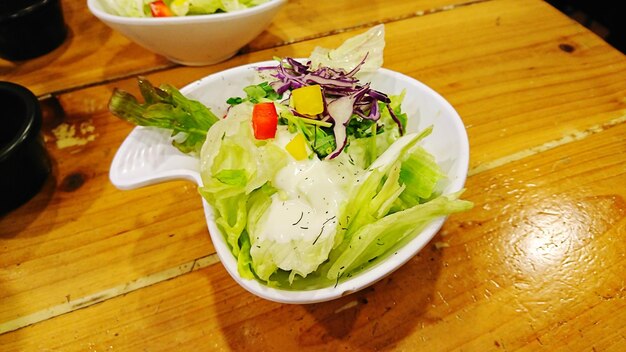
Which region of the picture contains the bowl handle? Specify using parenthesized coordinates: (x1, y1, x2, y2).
(109, 126, 201, 190)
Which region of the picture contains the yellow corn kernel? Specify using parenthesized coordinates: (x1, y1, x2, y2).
(285, 133, 308, 160)
(291, 85, 324, 116)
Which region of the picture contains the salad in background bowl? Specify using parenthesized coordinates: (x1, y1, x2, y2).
(98, 0, 271, 17)
(108, 25, 473, 303)
(87, 0, 286, 65)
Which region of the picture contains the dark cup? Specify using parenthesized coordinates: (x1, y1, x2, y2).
(0, 0, 68, 61)
(0, 81, 51, 214)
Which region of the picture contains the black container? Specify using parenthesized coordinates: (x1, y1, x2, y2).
(0, 0, 67, 61)
(0, 81, 50, 214)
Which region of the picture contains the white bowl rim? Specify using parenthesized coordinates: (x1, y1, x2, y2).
(175, 61, 470, 304)
(87, 0, 287, 25)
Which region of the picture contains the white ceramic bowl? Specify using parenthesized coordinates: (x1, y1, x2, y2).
(110, 61, 470, 303)
(87, 0, 286, 66)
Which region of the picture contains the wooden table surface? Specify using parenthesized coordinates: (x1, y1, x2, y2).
(1, 0, 625, 350)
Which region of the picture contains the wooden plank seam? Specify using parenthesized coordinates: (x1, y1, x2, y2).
(0, 255, 220, 334)
(468, 113, 626, 176)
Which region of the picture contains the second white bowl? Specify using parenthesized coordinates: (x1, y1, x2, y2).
(87, 0, 287, 66)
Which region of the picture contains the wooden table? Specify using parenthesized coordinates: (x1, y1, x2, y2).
(1, 0, 625, 350)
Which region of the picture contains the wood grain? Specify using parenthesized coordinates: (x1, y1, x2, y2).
(0, 0, 481, 97)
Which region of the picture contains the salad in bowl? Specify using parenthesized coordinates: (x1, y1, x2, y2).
(108, 25, 472, 303)
(99, 0, 271, 17)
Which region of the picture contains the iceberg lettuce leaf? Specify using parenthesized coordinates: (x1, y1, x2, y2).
(309, 24, 385, 75)
(326, 191, 473, 279)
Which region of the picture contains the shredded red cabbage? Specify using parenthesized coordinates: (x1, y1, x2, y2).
(257, 57, 403, 159)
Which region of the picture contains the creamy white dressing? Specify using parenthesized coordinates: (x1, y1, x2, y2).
(251, 126, 360, 251)
(255, 153, 356, 245)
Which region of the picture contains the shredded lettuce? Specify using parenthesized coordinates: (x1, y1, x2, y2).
(326, 191, 472, 280)
(198, 103, 288, 257)
(257, 129, 472, 289)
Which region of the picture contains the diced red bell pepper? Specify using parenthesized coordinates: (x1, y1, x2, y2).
(149, 0, 173, 17)
(252, 102, 278, 140)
